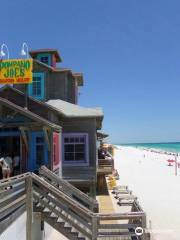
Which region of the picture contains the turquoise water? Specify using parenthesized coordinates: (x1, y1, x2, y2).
(119, 142, 180, 154)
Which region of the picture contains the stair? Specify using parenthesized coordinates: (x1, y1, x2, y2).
(0, 171, 149, 240)
(35, 204, 86, 240)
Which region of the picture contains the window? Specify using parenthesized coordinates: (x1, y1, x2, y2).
(63, 133, 89, 166)
(37, 53, 51, 66)
(28, 72, 45, 100)
(41, 56, 49, 64)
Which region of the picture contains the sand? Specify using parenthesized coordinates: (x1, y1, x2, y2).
(114, 146, 180, 240)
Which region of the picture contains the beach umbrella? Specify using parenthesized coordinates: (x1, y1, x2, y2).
(167, 159, 175, 163)
(167, 159, 175, 166)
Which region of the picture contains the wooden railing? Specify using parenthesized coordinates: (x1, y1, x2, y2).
(98, 159, 114, 174)
(39, 165, 99, 212)
(32, 173, 93, 239)
(0, 172, 150, 240)
(0, 173, 30, 238)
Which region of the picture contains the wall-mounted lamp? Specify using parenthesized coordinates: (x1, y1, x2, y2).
(20, 42, 29, 58)
(0, 43, 9, 59)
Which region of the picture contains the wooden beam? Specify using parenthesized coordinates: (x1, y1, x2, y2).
(0, 205, 26, 235)
(26, 176, 33, 240)
(92, 215, 98, 240)
(0, 182, 25, 199)
(0, 196, 25, 221)
(0, 190, 25, 209)
(43, 127, 51, 151)
(97, 211, 145, 220)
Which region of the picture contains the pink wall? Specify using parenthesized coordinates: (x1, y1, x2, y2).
(53, 132, 61, 171)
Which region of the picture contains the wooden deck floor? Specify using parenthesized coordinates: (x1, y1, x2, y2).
(96, 178, 132, 240)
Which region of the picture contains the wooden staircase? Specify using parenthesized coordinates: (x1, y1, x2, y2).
(0, 168, 150, 240)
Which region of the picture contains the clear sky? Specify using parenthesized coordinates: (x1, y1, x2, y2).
(1, 0, 180, 143)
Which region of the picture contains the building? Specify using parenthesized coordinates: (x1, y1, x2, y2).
(0, 49, 103, 196)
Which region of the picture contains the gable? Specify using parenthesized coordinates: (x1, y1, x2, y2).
(0, 96, 61, 131)
(0, 85, 103, 129)
(0, 104, 33, 124)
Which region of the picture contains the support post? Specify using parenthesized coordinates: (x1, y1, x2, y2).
(92, 215, 98, 240)
(90, 182, 96, 199)
(142, 214, 147, 240)
(26, 176, 33, 240)
(32, 212, 44, 240)
(43, 127, 50, 151)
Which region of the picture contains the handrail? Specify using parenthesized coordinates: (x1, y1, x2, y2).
(39, 165, 99, 212)
(98, 159, 113, 165)
(0, 171, 149, 240)
(0, 172, 31, 189)
(97, 211, 145, 220)
(32, 173, 93, 219)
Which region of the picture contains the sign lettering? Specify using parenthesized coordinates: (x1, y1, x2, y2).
(0, 59, 33, 84)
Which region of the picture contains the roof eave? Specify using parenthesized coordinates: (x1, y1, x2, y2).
(29, 49, 62, 62)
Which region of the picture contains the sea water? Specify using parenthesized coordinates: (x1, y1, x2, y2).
(119, 142, 180, 154)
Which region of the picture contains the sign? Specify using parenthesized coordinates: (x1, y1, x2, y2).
(0, 59, 33, 84)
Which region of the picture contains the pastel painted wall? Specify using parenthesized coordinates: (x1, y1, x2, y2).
(53, 132, 61, 172)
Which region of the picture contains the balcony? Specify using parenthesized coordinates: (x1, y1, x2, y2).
(97, 158, 114, 175)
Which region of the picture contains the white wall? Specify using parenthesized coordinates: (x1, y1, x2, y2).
(0, 214, 68, 240)
(0, 213, 26, 240)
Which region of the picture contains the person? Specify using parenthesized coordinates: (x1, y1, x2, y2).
(13, 154, 20, 175)
(0, 157, 11, 179)
(98, 147, 107, 159)
(5, 154, 13, 175)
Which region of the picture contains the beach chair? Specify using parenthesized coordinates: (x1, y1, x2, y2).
(118, 199, 135, 206)
(112, 185, 128, 194)
(113, 188, 132, 197)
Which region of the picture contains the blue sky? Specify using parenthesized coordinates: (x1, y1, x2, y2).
(1, 0, 180, 143)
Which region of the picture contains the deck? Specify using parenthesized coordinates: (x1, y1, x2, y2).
(0, 166, 150, 240)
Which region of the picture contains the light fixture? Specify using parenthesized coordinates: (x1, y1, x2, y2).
(20, 42, 29, 58)
(0, 43, 9, 59)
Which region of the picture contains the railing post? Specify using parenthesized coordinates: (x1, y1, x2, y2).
(32, 212, 44, 240)
(92, 215, 98, 240)
(142, 214, 149, 240)
(26, 175, 33, 240)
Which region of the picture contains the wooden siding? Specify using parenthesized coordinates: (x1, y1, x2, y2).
(14, 60, 77, 104)
(60, 118, 97, 182)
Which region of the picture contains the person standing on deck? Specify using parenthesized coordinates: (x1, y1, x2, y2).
(0, 157, 11, 179)
(5, 154, 13, 176)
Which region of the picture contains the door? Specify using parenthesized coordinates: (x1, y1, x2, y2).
(29, 131, 48, 171)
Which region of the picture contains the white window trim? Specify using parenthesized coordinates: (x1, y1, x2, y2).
(62, 133, 89, 166)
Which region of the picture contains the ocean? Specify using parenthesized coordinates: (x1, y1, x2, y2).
(119, 142, 180, 154)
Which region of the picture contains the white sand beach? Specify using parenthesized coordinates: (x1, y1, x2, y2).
(114, 146, 180, 240)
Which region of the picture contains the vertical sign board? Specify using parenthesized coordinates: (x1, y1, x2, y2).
(0, 59, 33, 84)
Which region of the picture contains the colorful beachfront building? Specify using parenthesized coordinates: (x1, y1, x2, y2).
(0, 49, 103, 196)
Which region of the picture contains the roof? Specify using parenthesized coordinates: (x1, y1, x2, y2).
(0, 96, 61, 131)
(29, 49, 62, 62)
(0, 85, 103, 128)
(46, 99, 103, 118)
(33, 60, 84, 86)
